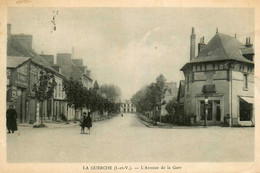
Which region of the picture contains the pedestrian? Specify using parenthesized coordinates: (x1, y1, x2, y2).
(85, 112, 92, 135)
(6, 105, 18, 134)
(80, 112, 87, 134)
(121, 113, 123, 117)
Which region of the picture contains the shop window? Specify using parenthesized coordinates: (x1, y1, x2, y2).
(200, 100, 212, 120)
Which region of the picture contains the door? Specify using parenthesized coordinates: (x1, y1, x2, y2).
(212, 100, 221, 125)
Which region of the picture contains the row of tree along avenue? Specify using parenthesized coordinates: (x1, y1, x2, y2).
(131, 74, 178, 124)
(33, 70, 121, 127)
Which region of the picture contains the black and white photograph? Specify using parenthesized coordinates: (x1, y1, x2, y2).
(0, 0, 259, 172)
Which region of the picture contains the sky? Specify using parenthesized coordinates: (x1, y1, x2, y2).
(8, 8, 254, 100)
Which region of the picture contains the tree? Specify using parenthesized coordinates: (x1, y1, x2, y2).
(131, 74, 168, 122)
(99, 84, 121, 113)
(154, 74, 168, 122)
(63, 78, 86, 121)
(32, 70, 56, 126)
(100, 84, 121, 103)
(93, 80, 99, 91)
(165, 97, 178, 123)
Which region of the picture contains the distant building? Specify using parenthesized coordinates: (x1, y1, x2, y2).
(161, 82, 178, 116)
(120, 100, 136, 113)
(56, 54, 93, 89)
(56, 53, 73, 78)
(40, 54, 55, 65)
(11, 34, 33, 50)
(179, 28, 254, 126)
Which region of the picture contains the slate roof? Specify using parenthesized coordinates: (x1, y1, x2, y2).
(7, 56, 30, 68)
(7, 36, 67, 79)
(181, 33, 254, 70)
(240, 47, 254, 55)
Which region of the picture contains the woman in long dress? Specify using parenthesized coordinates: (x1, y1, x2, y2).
(6, 105, 18, 134)
(85, 112, 92, 134)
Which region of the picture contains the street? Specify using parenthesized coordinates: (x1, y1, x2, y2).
(7, 113, 254, 162)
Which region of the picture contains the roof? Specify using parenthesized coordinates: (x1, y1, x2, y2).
(181, 33, 254, 70)
(7, 56, 30, 68)
(8, 36, 67, 79)
(240, 47, 254, 55)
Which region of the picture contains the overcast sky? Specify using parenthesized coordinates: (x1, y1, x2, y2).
(8, 8, 254, 99)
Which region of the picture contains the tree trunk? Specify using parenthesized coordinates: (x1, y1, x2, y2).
(40, 101, 43, 125)
(159, 105, 162, 123)
(74, 108, 77, 122)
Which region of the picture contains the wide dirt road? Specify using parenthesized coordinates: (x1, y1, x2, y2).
(7, 113, 254, 162)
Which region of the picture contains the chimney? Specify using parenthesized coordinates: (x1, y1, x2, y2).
(72, 59, 83, 66)
(198, 36, 206, 54)
(245, 37, 253, 48)
(190, 27, 196, 61)
(7, 24, 11, 40)
(52, 65, 62, 73)
(7, 24, 11, 48)
(40, 54, 55, 65)
(12, 34, 33, 50)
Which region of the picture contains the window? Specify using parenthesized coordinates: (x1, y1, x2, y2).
(239, 98, 252, 121)
(55, 86, 57, 98)
(200, 100, 212, 121)
(59, 84, 61, 97)
(244, 74, 248, 89)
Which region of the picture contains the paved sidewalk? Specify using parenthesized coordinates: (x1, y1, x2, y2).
(18, 121, 79, 128)
(18, 113, 119, 129)
(138, 114, 246, 129)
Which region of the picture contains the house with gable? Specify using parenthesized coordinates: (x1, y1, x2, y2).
(179, 28, 254, 126)
(7, 24, 75, 123)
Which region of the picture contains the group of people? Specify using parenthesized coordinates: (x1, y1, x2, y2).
(80, 112, 92, 134)
(7, 104, 93, 135)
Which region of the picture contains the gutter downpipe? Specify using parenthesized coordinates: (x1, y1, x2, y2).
(229, 62, 233, 127)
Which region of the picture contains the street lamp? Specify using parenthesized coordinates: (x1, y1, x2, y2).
(204, 96, 208, 127)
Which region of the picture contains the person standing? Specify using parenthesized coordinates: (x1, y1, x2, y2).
(86, 112, 92, 134)
(6, 105, 18, 134)
(80, 112, 87, 134)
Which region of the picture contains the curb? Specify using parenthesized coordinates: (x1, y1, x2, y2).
(138, 119, 157, 128)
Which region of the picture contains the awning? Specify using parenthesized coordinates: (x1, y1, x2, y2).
(240, 96, 254, 104)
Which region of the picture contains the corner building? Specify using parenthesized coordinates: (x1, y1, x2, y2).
(180, 28, 254, 126)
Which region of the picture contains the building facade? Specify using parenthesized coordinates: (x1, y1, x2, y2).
(120, 100, 136, 113)
(7, 24, 77, 124)
(7, 56, 30, 124)
(179, 28, 254, 126)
